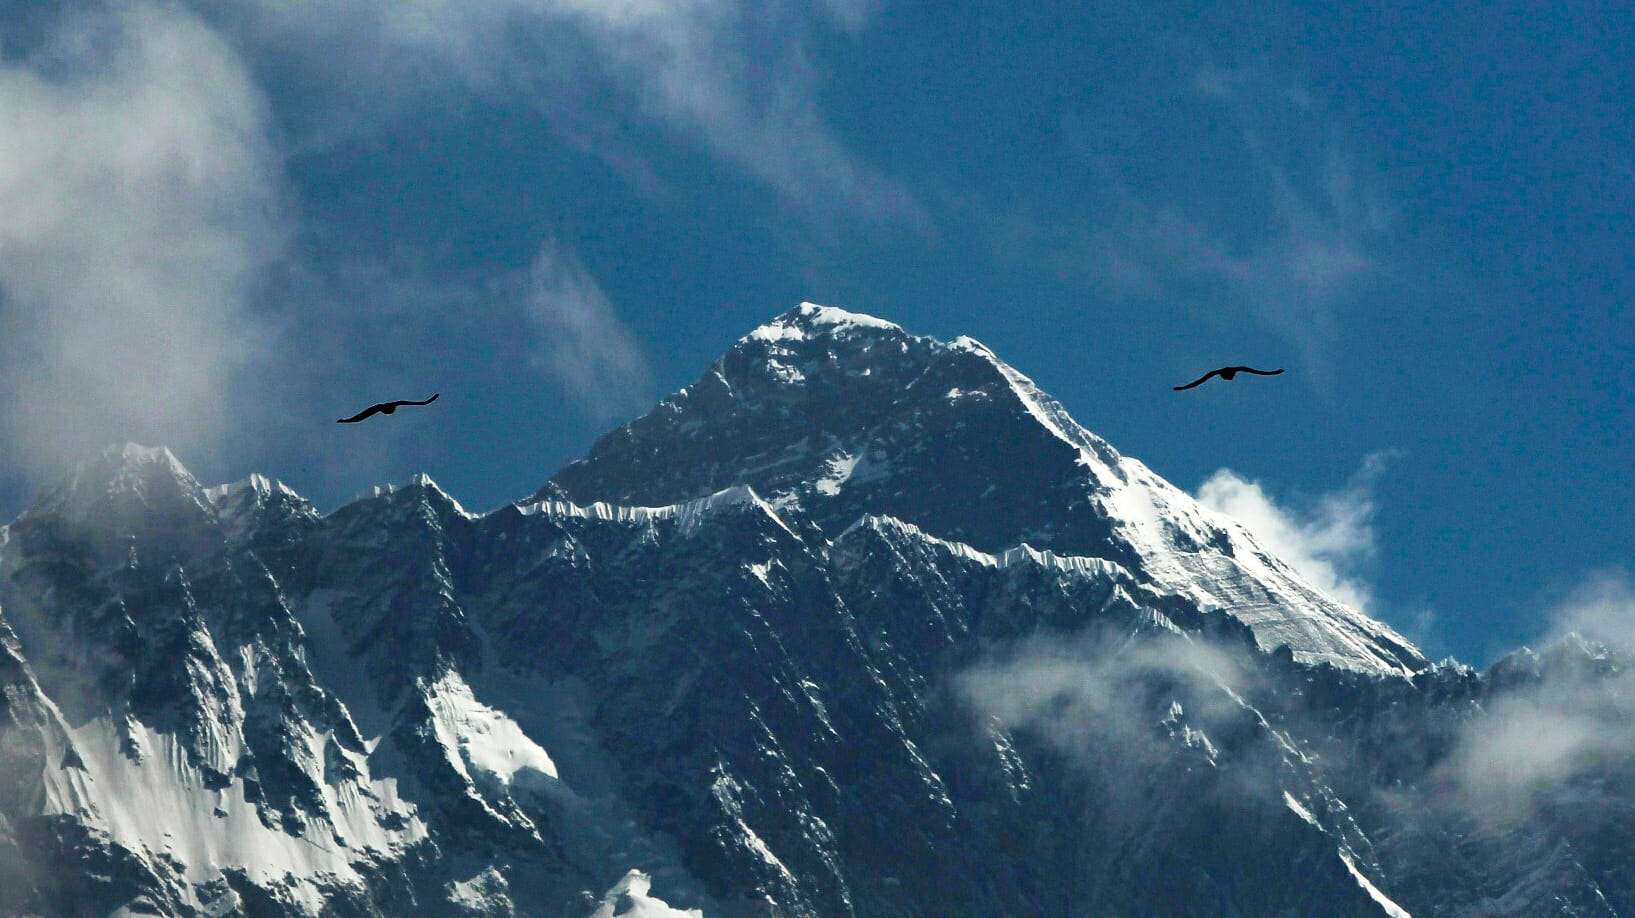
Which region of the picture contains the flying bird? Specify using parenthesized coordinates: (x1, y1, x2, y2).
(1173, 366, 1284, 391)
(337, 393, 439, 423)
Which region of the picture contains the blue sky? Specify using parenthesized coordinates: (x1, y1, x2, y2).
(0, 1, 1629, 665)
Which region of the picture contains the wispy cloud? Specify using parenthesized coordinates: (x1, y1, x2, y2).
(1542, 571, 1635, 650)
(1194, 452, 1396, 617)
(110, 0, 912, 499)
(1434, 571, 1635, 829)
(0, 3, 281, 483)
(543, 0, 916, 224)
(525, 240, 653, 421)
(1057, 63, 1400, 361)
(958, 628, 1248, 768)
(217, 233, 652, 500)
(231, 0, 916, 225)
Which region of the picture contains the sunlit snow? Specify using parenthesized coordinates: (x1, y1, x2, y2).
(426, 673, 560, 788)
(584, 870, 703, 918)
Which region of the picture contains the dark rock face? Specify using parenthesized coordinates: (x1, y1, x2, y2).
(543, 306, 1126, 562)
(546, 305, 1424, 676)
(0, 308, 1631, 917)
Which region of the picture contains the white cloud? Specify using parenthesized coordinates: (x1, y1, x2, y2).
(958, 629, 1248, 767)
(0, 3, 282, 482)
(231, 0, 915, 224)
(1438, 690, 1616, 827)
(525, 240, 653, 421)
(1195, 453, 1394, 615)
(569, 1, 918, 224)
(1435, 571, 1635, 829)
(1543, 571, 1635, 650)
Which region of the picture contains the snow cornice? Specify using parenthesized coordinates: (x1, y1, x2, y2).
(839, 513, 1133, 581)
(514, 483, 797, 538)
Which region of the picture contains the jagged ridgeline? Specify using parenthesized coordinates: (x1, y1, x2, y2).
(2, 305, 1632, 917)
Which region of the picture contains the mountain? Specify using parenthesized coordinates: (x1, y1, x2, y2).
(542, 304, 1422, 677)
(0, 305, 1631, 917)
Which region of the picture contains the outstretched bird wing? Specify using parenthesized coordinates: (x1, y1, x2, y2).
(1232, 367, 1285, 377)
(337, 403, 386, 423)
(1173, 369, 1223, 391)
(339, 392, 438, 422)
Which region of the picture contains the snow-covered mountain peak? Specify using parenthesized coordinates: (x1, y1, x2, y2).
(113, 442, 183, 466)
(400, 472, 474, 517)
(549, 303, 1132, 522)
(4, 364, 1631, 915)
(343, 471, 475, 521)
(15, 443, 216, 559)
(204, 472, 291, 503)
(721, 301, 927, 395)
(38, 443, 202, 511)
(205, 473, 319, 550)
(546, 305, 1424, 676)
(1488, 632, 1627, 691)
(743, 302, 905, 344)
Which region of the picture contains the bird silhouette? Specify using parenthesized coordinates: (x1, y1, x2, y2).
(337, 393, 439, 423)
(1173, 366, 1284, 391)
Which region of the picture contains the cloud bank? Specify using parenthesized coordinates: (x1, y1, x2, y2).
(1436, 571, 1635, 828)
(0, 3, 281, 482)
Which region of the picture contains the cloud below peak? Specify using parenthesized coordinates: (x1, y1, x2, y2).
(1433, 570, 1635, 830)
